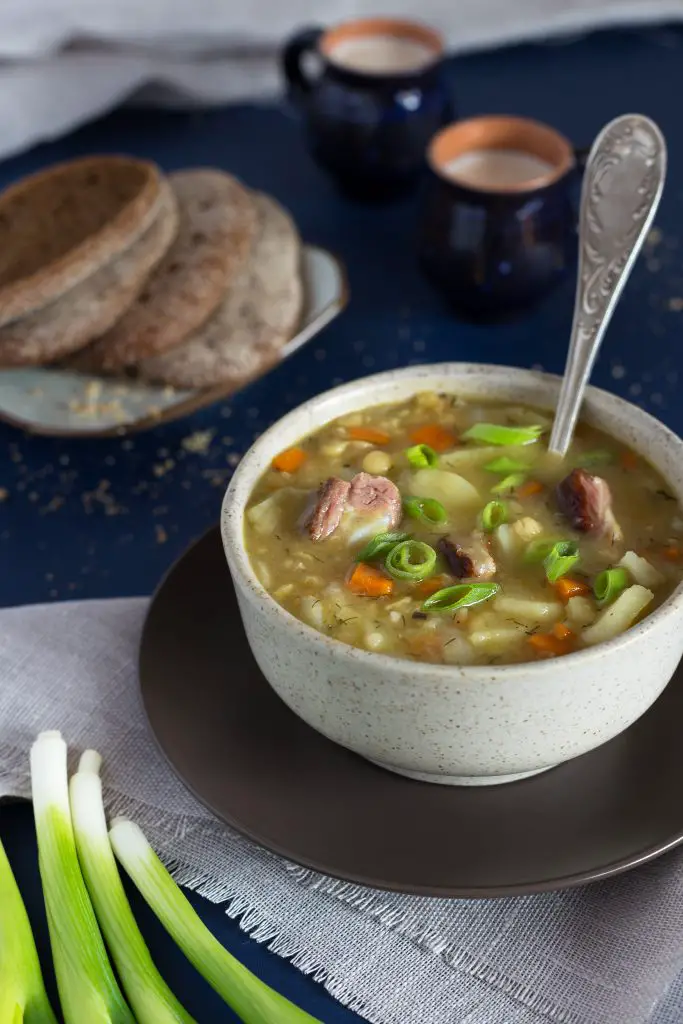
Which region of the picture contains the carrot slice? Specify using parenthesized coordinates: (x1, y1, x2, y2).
(272, 446, 307, 473)
(417, 576, 448, 597)
(552, 622, 573, 640)
(516, 480, 544, 499)
(347, 426, 391, 445)
(346, 563, 394, 598)
(528, 632, 572, 657)
(552, 577, 590, 601)
(410, 424, 457, 452)
(620, 450, 639, 471)
(662, 544, 683, 562)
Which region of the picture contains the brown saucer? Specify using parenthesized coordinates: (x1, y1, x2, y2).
(140, 527, 683, 898)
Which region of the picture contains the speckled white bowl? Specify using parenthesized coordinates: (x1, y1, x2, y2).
(221, 364, 683, 786)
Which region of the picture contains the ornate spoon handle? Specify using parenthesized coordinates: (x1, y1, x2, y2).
(548, 114, 667, 457)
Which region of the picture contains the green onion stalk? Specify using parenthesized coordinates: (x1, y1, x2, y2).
(422, 582, 500, 613)
(30, 731, 135, 1024)
(110, 820, 321, 1024)
(0, 837, 57, 1023)
(461, 423, 544, 446)
(70, 752, 196, 1024)
(385, 540, 437, 581)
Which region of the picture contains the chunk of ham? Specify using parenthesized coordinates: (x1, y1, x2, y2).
(556, 469, 623, 543)
(302, 477, 350, 541)
(302, 472, 402, 543)
(438, 533, 497, 579)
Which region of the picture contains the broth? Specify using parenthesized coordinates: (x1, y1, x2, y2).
(244, 392, 683, 666)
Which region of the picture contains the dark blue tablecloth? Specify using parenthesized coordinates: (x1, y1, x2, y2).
(2, 23, 683, 1024)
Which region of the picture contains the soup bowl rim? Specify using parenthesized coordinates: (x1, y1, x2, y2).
(221, 362, 683, 679)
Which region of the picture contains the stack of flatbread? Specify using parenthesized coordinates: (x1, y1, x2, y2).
(0, 155, 304, 389)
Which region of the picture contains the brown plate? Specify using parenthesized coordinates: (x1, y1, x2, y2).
(140, 526, 683, 898)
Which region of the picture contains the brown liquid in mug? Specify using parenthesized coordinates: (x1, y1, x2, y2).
(443, 149, 554, 190)
(329, 34, 436, 74)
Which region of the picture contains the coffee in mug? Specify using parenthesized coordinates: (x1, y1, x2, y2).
(442, 149, 555, 190)
(327, 33, 437, 75)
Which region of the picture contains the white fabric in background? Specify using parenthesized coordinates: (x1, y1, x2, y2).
(0, 1, 680, 160)
(1, 596, 683, 1024)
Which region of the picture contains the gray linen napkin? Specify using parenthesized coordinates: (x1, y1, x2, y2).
(0, 597, 682, 1024)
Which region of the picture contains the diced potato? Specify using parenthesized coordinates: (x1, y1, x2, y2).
(320, 439, 349, 457)
(566, 596, 596, 627)
(511, 517, 543, 543)
(300, 596, 325, 628)
(254, 561, 272, 588)
(364, 630, 388, 651)
(582, 585, 654, 646)
(409, 468, 480, 507)
(246, 487, 306, 536)
(494, 523, 520, 559)
(273, 582, 295, 601)
(494, 596, 563, 624)
(617, 550, 665, 589)
(469, 627, 526, 654)
(442, 632, 477, 664)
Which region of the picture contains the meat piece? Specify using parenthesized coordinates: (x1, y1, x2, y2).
(347, 472, 402, 528)
(303, 476, 350, 542)
(438, 533, 497, 579)
(556, 469, 623, 542)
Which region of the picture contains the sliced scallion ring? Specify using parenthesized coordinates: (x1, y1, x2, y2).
(575, 449, 613, 469)
(593, 566, 629, 605)
(385, 540, 437, 581)
(404, 443, 438, 468)
(484, 456, 529, 474)
(461, 423, 544, 446)
(491, 472, 527, 495)
(524, 538, 559, 564)
(356, 532, 411, 562)
(480, 500, 508, 532)
(403, 496, 448, 526)
(422, 581, 500, 613)
(544, 541, 580, 583)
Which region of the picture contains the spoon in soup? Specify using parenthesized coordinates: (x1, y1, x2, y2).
(547, 114, 666, 458)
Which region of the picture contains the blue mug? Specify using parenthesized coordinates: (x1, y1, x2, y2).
(418, 116, 585, 319)
(282, 18, 454, 200)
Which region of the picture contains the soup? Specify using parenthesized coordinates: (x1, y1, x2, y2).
(244, 392, 683, 666)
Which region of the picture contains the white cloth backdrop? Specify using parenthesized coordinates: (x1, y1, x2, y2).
(0, 0, 681, 160)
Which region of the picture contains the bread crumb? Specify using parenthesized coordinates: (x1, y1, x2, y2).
(155, 524, 168, 544)
(182, 429, 215, 454)
(40, 496, 64, 514)
(668, 297, 683, 311)
(0, 488, 8, 502)
(152, 459, 175, 478)
(647, 227, 663, 248)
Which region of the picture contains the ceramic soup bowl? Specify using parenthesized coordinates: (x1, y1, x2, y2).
(221, 364, 683, 786)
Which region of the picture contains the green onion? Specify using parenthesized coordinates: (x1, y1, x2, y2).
(480, 500, 508, 532)
(461, 423, 544, 446)
(484, 456, 529, 474)
(403, 496, 448, 526)
(524, 538, 559, 564)
(405, 443, 438, 468)
(491, 472, 527, 495)
(70, 752, 196, 1024)
(385, 540, 437, 580)
(110, 819, 320, 1024)
(544, 541, 580, 582)
(575, 449, 613, 469)
(356, 532, 411, 562)
(30, 731, 135, 1024)
(422, 582, 500, 613)
(594, 566, 629, 605)
(0, 836, 57, 1023)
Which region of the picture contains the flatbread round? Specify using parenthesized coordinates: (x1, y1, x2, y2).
(136, 192, 303, 390)
(0, 156, 162, 326)
(0, 180, 179, 367)
(75, 169, 257, 371)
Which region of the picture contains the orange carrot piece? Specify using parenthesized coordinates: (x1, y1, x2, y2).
(417, 576, 447, 597)
(528, 632, 571, 657)
(516, 479, 544, 499)
(662, 544, 683, 562)
(409, 424, 457, 452)
(552, 622, 573, 640)
(346, 563, 394, 598)
(272, 446, 307, 473)
(620, 450, 639, 471)
(347, 426, 391, 445)
(552, 577, 590, 602)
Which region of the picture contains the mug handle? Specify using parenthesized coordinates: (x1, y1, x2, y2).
(282, 27, 323, 99)
(574, 145, 590, 172)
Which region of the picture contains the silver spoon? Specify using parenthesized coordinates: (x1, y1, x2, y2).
(547, 114, 667, 457)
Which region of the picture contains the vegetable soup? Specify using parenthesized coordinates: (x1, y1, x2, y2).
(244, 392, 683, 665)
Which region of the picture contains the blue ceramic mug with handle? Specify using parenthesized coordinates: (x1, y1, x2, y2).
(418, 115, 585, 319)
(282, 17, 454, 200)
